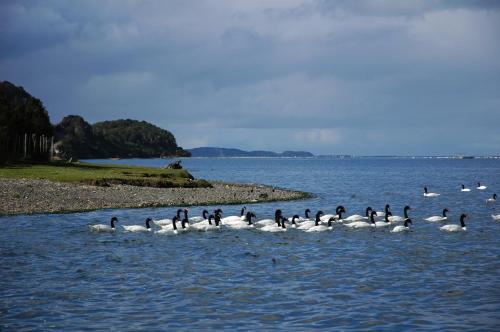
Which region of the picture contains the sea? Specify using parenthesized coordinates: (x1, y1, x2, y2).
(1, 157, 499, 331)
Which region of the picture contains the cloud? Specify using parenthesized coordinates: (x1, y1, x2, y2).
(1, 0, 499, 155)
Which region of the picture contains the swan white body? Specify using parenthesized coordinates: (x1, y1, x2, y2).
(260, 224, 286, 232)
(440, 224, 466, 232)
(228, 222, 254, 230)
(425, 216, 447, 222)
(122, 225, 151, 232)
(344, 221, 374, 228)
(461, 188, 471, 192)
(491, 214, 500, 221)
(344, 214, 366, 221)
(388, 216, 404, 223)
(155, 228, 178, 235)
(297, 220, 316, 230)
(375, 221, 391, 227)
(153, 218, 172, 226)
(255, 219, 276, 226)
(486, 194, 496, 203)
(424, 192, 440, 197)
(305, 224, 331, 232)
(391, 225, 410, 233)
(89, 224, 115, 233)
(477, 185, 487, 190)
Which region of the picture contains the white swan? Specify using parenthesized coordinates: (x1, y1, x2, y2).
(476, 182, 487, 190)
(491, 214, 500, 221)
(260, 217, 287, 232)
(226, 212, 255, 230)
(320, 206, 346, 222)
(307, 217, 335, 232)
(440, 214, 467, 232)
(189, 209, 209, 223)
(388, 206, 411, 223)
(155, 216, 180, 235)
(486, 193, 497, 203)
(344, 207, 372, 222)
(256, 209, 282, 226)
(191, 214, 220, 231)
(288, 209, 310, 223)
(123, 218, 153, 232)
(424, 208, 448, 222)
(423, 187, 440, 197)
(298, 211, 323, 230)
(461, 184, 471, 192)
(345, 210, 376, 228)
(375, 212, 393, 227)
(391, 218, 412, 233)
(221, 207, 247, 224)
(90, 217, 118, 233)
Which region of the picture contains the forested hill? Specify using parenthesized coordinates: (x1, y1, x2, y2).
(54, 116, 190, 159)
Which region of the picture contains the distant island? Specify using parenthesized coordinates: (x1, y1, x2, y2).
(188, 147, 314, 158)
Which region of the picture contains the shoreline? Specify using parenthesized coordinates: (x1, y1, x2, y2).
(0, 178, 311, 216)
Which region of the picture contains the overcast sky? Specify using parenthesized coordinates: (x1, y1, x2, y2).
(1, 0, 499, 155)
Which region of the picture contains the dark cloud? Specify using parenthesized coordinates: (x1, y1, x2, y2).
(1, 0, 499, 155)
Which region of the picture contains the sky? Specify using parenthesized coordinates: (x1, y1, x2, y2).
(1, 0, 500, 155)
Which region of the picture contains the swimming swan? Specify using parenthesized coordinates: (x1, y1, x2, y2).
(424, 208, 448, 222)
(376, 204, 391, 218)
(491, 214, 500, 221)
(221, 206, 247, 224)
(423, 187, 440, 197)
(486, 193, 497, 203)
(476, 182, 487, 190)
(440, 214, 467, 232)
(307, 217, 335, 232)
(227, 212, 255, 230)
(320, 206, 346, 222)
(345, 210, 376, 228)
(260, 216, 287, 232)
(461, 184, 471, 192)
(123, 218, 153, 232)
(388, 206, 411, 223)
(155, 216, 180, 235)
(344, 207, 372, 222)
(289, 209, 310, 223)
(256, 209, 282, 226)
(189, 209, 209, 223)
(90, 217, 118, 232)
(153, 208, 183, 226)
(391, 218, 412, 233)
(375, 212, 393, 227)
(298, 211, 323, 230)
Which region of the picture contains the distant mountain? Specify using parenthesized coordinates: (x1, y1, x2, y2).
(54, 116, 190, 159)
(188, 147, 314, 158)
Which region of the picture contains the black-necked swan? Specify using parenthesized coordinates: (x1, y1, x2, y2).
(376, 204, 391, 218)
(191, 211, 216, 230)
(391, 218, 412, 233)
(375, 212, 393, 227)
(260, 216, 287, 232)
(345, 210, 376, 228)
(90, 216, 118, 232)
(461, 184, 471, 192)
(156, 216, 180, 235)
(221, 206, 247, 224)
(440, 214, 467, 232)
(491, 214, 500, 221)
(477, 182, 487, 190)
(423, 187, 440, 197)
(298, 211, 323, 230)
(123, 218, 152, 232)
(321, 206, 345, 222)
(289, 215, 300, 228)
(256, 209, 282, 226)
(228, 212, 255, 230)
(190, 209, 209, 223)
(486, 193, 497, 203)
(425, 208, 448, 222)
(307, 217, 335, 232)
(344, 207, 372, 222)
(154, 208, 183, 226)
(389, 206, 411, 223)
(289, 209, 310, 223)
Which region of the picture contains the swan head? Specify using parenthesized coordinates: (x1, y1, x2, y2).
(145, 218, 152, 229)
(214, 208, 223, 216)
(275, 209, 282, 216)
(202, 209, 209, 219)
(385, 204, 390, 210)
(365, 207, 372, 216)
(315, 210, 324, 221)
(176, 209, 183, 217)
(461, 184, 465, 189)
(240, 206, 246, 216)
(110, 217, 118, 228)
(404, 205, 411, 211)
(336, 205, 345, 214)
(443, 208, 449, 217)
(493, 194, 497, 200)
(424, 187, 428, 193)
(246, 212, 255, 224)
(291, 214, 300, 225)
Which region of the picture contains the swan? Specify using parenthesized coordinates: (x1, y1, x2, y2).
(491, 214, 500, 221)
(388, 206, 411, 223)
(476, 182, 487, 190)
(227, 212, 255, 230)
(306, 217, 334, 232)
(221, 206, 247, 224)
(123, 218, 153, 232)
(344, 207, 372, 222)
(391, 218, 412, 233)
(461, 184, 471, 192)
(375, 204, 391, 218)
(486, 193, 497, 203)
(153, 208, 183, 226)
(289, 215, 300, 228)
(345, 210, 376, 228)
(440, 214, 467, 232)
(288, 209, 311, 223)
(260, 216, 287, 232)
(424, 208, 448, 222)
(155, 216, 180, 235)
(423, 187, 440, 197)
(320, 206, 346, 222)
(189, 209, 209, 223)
(90, 217, 118, 232)
(375, 212, 393, 227)
(256, 209, 282, 226)
(191, 213, 220, 231)
(298, 211, 323, 230)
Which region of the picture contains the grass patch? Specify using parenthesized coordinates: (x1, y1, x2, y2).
(0, 161, 212, 188)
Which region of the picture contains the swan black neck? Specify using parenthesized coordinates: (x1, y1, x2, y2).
(246, 212, 254, 225)
(460, 214, 467, 227)
(202, 210, 209, 219)
(145, 218, 151, 229)
(240, 207, 246, 216)
(336, 206, 345, 219)
(183, 209, 188, 220)
(370, 211, 377, 223)
(493, 194, 497, 200)
(181, 218, 188, 229)
(461, 184, 465, 189)
(214, 213, 221, 226)
(281, 217, 286, 229)
(110, 217, 118, 228)
(292, 215, 299, 225)
(424, 187, 428, 194)
(404, 218, 412, 227)
(404, 206, 411, 219)
(385, 212, 392, 222)
(172, 217, 178, 230)
(208, 214, 214, 225)
(477, 182, 480, 187)
(305, 209, 310, 219)
(442, 209, 448, 217)
(176, 209, 183, 218)
(385, 204, 390, 213)
(275, 209, 282, 222)
(365, 207, 372, 217)
(315, 211, 323, 224)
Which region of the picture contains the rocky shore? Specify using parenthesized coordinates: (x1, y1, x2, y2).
(0, 179, 309, 216)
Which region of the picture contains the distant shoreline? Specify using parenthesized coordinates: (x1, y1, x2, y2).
(0, 179, 310, 216)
